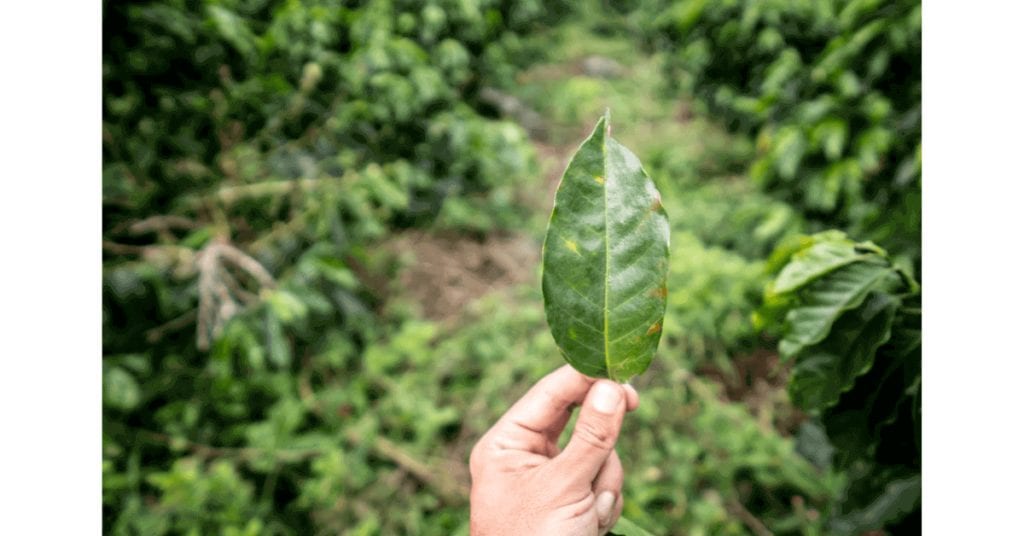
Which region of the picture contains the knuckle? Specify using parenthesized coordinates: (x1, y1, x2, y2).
(469, 441, 487, 476)
(574, 419, 615, 450)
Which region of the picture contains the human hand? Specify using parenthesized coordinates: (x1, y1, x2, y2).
(469, 365, 640, 535)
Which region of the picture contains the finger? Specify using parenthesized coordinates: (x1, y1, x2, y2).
(552, 380, 626, 486)
(623, 384, 639, 412)
(599, 494, 625, 536)
(491, 365, 596, 452)
(592, 449, 624, 497)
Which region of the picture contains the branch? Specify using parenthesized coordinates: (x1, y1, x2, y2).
(727, 498, 773, 536)
(212, 177, 338, 205)
(102, 240, 149, 255)
(145, 309, 198, 343)
(114, 215, 198, 236)
(195, 241, 276, 350)
(213, 243, 276, 289)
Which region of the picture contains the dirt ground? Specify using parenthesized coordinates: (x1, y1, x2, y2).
(388, 231, 539, 323)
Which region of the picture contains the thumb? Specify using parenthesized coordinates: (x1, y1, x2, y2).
(552, 380, 626, 487)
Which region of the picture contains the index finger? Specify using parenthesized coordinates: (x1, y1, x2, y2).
(497, 365, 596, 447)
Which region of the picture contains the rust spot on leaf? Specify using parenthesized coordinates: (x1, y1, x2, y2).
(649, 286, 668, 299)
(650, 193, 662, 211)
(646, 322, 662, 336)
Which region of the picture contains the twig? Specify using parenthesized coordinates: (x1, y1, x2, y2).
(102, 240, 149, 255)
(727, 497, 773, 536)
(214, 243, 276, 288)
(213, 177, 335, 205)
(221, 265, 260, 304)
(118, 215, 198, 236)
(249, 214, 310, 256)
(102, 241, 189, 258)
(145, 309, 198, 343)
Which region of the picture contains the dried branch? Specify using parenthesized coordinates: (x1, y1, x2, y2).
(215, 243, 276, 288)
(196, 240, 277, 350)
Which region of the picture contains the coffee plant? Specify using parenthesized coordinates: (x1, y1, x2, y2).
(762, 231, 921, 534)
(646, 0, 921, 260)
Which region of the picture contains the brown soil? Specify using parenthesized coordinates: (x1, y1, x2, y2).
(698, 349, 806, 436)
(388, 230, 539, 323)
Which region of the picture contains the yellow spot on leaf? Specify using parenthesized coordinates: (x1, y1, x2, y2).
(594, 175, 605, 185)
(646, 322, 662, 336)
(563, 239, 580, 255)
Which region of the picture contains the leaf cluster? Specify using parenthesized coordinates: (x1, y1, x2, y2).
(763, 231, 921, 534)
(644, 0, 921, 259)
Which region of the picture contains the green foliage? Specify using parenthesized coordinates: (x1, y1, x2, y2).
(764, 231, 921, 533)
(661, 233, 767, 369)
(621, 365, 839, 535)
(103, 0, 562, 532)
(651, 171, 805, 368)
(542, 114, 670, 381)
(104, 0, 548, 238)
(103, 2, 918, 534)
(610, 515, 656, 536)
(646, 0, 922, 259)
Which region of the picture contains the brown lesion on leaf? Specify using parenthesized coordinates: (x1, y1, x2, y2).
(650, 192, 663, 212)
(649, 286, 668, 299)
(646, 321, 662, 336)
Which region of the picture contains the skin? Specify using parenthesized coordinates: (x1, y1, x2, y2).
(469, 365, 640, 535)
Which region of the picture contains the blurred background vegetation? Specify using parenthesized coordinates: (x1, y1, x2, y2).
(102, 0, 920, 534)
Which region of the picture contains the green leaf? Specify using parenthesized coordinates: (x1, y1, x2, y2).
(812, 118, 848, 161)
(610, 516, 657, 536)
(104, 366, 142, 411)
(771, 231, 883, 295)
(265, 309, 291, 368)
(829, 475, 921, 535)
(206, 5, 257, 60)
(542, 113, 670, 381)
(780, 261, 897, 358)
(789, 292, 898, 411)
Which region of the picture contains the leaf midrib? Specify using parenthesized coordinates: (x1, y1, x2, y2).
(602, 119, 611, 379)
